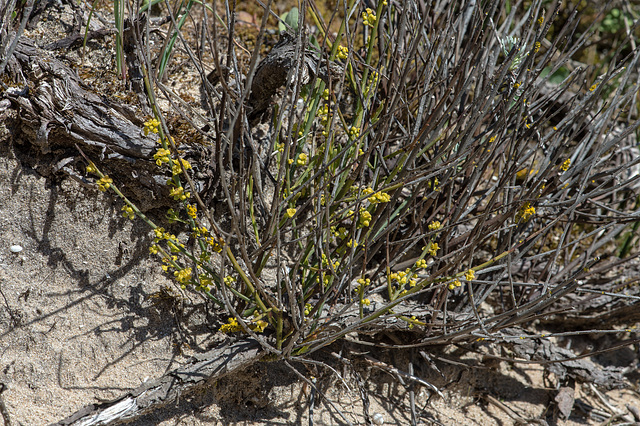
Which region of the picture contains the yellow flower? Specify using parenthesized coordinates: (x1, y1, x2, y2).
(362, 8, 376, 27)
(219, 317, 243, 333)
(171, 158, 192, 175)
(416, 259, 427, 269)
(362, 298, 371, 306)
(86, 163, 97, 174)
(154, 227, 165, 240)
(427, 242, 439, 257)
(516, 202, 536, 222)
(368, 191, 391, 204)
(174, 267, 192, 284)
(121, 205, 135, 220)
(589, 84, 598, 92)
(533, 42, 540, 53)
(97, 176, 113, 192)
(250, 319, 268, 333)
(186, 204, 197, 219)
(149, 245, 159, 254)
(465, 269, 475, 281)
(286, 208, 297, 218)
(560, 158, 571, 172)
(358, 208, 372, 228)
(428, 221, 441, 231)
(169, 186, 188, 201)
(349, 126, 360, 139)
(143, 118, 161, 135)
(537, 16, 544, 25)
(296, 153, 308, 166)
(197, 275, 213, 292)
(154, 148, 171, 166)
(337, 45, 349, 60)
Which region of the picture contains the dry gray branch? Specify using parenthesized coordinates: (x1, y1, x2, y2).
(51, 339, 262, 426)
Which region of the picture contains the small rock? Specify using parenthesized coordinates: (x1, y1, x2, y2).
(10, 245, 23, 253)
(372, 413, 384, 425)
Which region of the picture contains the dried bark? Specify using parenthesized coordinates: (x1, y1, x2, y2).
(5, 37, 173, 210)
(50, 339, 263, 426)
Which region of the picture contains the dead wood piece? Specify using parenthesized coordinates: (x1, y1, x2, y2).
(247, 31, 343, 122)
(4, 37, 184, 210)
(51, 339, 263, 426)
(502, 328, 627, 389)
(44, 28, 114, 50)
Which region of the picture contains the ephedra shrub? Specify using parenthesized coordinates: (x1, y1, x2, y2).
(92, 0, 640, 357)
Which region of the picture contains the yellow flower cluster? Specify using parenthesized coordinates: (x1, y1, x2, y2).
(334, 226, 348, 240)
(319, 104, 330, 126)
(197, 275, 213, 292)
(560, 158, 571, 172)
(362, 8, 376, 27)
(174, 267, 192, 284)
(465, 269, 475, 281)
(389, 269, 417, 287)
(154, 148, 171, 166)
(171, 158, 192, 175)
(97, 176, 112, 192)
(169, 185, 190, 201)
(160, 254, 177, 272)
(186, 204, 197, 219)
(428, 220, 441, 231)
(356, 277, 371, 292)
(321, 254, 340, 270)
(448, 279, 462, 290)
(533, 42, 541, 53)
(349, 126, 360, 140)
(368, 191, 391, 204)
(415, 259, 427, 268)
(426, 242, 439, 256)
(296, 153, 308, 166)
(337, 45, 349, 60)
(428, 177, 440, 191)
(516, 202, 536, 222)
(121, 205, 135, 220)
(358, 208, 372, 228)
(86, 162, 97, 174)
(219, 317, 243, 333)
(194, 226, 223, 253)
(143, 118, 160, 135)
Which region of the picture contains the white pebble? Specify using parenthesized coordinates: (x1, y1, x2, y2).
(372, 413, 384, 425)
(10, 245, 23, 253)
